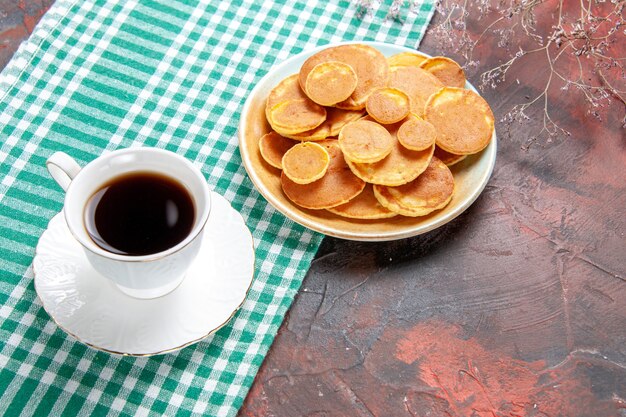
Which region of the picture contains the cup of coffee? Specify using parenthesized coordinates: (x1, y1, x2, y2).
(46, 147, 211, 299)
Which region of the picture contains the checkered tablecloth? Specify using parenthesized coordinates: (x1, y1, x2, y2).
(0, 1, 434, 415)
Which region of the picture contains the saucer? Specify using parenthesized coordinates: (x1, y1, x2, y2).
(33, 191, 255, 356)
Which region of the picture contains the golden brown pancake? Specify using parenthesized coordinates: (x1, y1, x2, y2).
(299, 44, 388, 110)
(265, 74, 308, 116)
(282, 122, 331, 141)
(266, 74, 328, 136)
(387, 51, 427, 68)
(373, 156, 454, 217)
(281, 140, 366, 209)
(258, 131, 295, 169)
(396, 114, 437, 151)
(338, 119, 393, 163)
(282, 142, 330, 184)
(424, 87, 494, 155)
(283, 107, 365, 141)
(365, 87, 410, 125)
(268, 99, 327, 135)
(388, 65, 444, 116)
(305, 61, 358, 106)
(419, 56, 466, 88)
(327, 184, 396, 219)
(433, 145, 467, 166)
(326, 107, 366, 136)
(345, 117, 434, 186)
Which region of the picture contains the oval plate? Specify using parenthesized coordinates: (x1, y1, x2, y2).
(238, 41, 496, 241)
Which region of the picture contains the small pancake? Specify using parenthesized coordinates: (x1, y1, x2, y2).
(365, 87, 410, 125)
(434, 145, 467, 166)
(419, 56, 466, 88)
(397, 114, 437, 151)
(327, 107, 366, 136)
(265, 74, 308, 119)
(327, 184, 396, 219)
(388, 66, 444, 116)
(338, 119, 393, 163)
(424, 87, 494, 155)
(305, 61, 358, 106)
(283, 122, 331, 141)
(266, 74, 328, 136)
(283, 107, 364, 141)
(268, 99, 327, 135)
(373, 156, 454, 217)
(387, 51, 427, 68)
(281, 140, 366, 209)
(258, 131, 295, 169)
(282, 142, 330, 184)
(345, 117, 434, 186)
(299, 44, 388, 110)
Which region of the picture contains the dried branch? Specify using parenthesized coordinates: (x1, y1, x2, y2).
(428, 0, 625, 148)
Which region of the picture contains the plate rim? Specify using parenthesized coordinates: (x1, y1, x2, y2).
(238, 40, 497, 241)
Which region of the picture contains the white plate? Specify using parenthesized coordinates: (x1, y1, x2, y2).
(238, 41, 497, 241)
(33, 192, 255, 356)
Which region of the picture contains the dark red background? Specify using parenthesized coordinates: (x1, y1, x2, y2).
(2, 1, 624, 416)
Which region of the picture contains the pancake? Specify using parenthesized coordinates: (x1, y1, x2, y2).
(419, 56, 466, 88)
(373, 156, 454, 217)
(327, 107, 366, 136)
(281, 140, 366, 209)
(282, 142, 330, 184)
(424, 87, 494, 155)
(345, 117, 434, 186)
(396, 114, 437, 151)
(282, 107, 364, 141)
(365, 87, 410, 125)
(268, 98, 327, 135)
(266, 74, 328, 136)
(338, 119, 393, 163)
(282, 122, 331, 141)
(258, 131, 295, 169)
(327, 184, 396, 219)
(305, 61, 358, 106)
(434, 145, 467, 166)
(265, 74, 308, 116)
(299, 44, 388, 110)
(388, 65, 444, 116)
(387, 51, 427, 68)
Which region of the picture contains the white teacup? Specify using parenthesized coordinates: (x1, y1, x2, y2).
(46, 147, 211, 299)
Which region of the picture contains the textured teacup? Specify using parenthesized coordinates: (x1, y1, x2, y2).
(46, 148, 211, 299)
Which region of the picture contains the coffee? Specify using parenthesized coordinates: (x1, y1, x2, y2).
(84, 172, 195, 256)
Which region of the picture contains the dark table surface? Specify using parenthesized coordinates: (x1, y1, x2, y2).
(3, 1, 625, 416)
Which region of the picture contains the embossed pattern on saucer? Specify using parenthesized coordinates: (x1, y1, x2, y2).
(33, 192, 255, 356)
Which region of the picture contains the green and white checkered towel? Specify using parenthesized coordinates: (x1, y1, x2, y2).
(0, 1, 434, 415)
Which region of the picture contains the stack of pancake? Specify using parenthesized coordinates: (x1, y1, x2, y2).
(258, 44, 494, 220)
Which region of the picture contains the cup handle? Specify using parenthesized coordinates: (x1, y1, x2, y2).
(46, 152, 82, 192)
